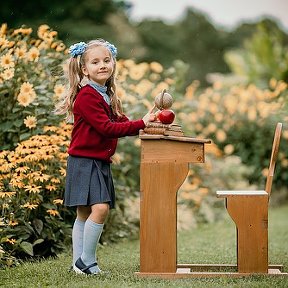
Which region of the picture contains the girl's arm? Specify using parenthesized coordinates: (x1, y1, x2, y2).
(75, 90, 145, 138)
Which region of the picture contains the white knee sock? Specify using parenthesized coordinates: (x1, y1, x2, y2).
(72, 218, 85, 265)
(81, 219, 104, 273)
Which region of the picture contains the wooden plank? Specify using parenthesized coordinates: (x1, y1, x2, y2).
(141, 140, 205, 163)
(135, 269, 288, 279)
(177, 263, 283, 271)
(216, 190, 268, 197)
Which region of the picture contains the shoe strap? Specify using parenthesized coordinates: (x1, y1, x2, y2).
(82, 262, 97, 273)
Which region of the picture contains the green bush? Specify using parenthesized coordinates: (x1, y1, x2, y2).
(0, 124, 73, 268)
(0, 23, 67, 150)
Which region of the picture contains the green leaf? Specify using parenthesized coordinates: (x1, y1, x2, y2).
(20, 241, 34, 256)
(19, 132, 31, 141)
(33, 219, 43, 235)
(33, 239, 44, 246)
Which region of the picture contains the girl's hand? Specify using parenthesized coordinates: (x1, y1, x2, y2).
(142, 105, 157, 125)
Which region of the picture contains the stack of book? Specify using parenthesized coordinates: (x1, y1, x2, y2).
(141, 122, 184, 137)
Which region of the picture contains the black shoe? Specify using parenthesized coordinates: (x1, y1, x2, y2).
(73, 257, 99, 275)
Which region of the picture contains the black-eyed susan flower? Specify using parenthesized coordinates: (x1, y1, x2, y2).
(53, 199, 63, 205)
(22, 202, 38, 210)
(24, 184, 41, 194)
(31, 172, 49, 182)
(46, 184, 57, 191)
(8, 220, 19, 226)
(47, 209, 59, 216)
(6, 238, 17, 245)
(0, 191, 16, 198)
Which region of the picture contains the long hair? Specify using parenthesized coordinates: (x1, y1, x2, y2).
(54, 39, 123, 121)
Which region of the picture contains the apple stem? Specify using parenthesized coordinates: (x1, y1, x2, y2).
(160, 89, 166, 110)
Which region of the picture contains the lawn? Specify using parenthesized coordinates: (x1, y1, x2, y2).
(1, 205, 288, 288)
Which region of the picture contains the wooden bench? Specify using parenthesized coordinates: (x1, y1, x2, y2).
(217, 123, 283, 274)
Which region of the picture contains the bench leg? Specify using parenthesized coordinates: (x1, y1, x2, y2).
(225, 195, 268, 273)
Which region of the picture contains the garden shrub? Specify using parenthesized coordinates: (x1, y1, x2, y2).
(177, 79, 288, 189)
(0, 123, 73, 268)
(0, 23, 67, 150)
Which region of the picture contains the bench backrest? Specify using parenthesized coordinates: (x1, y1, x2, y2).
(265, 122, 282, 197)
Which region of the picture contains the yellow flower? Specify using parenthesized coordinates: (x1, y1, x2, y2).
(269, 78, 277, 89)
(8, 220, 19, 226)
(12, 27, 32, 35)
(134, 79, 153, 96)
(45, 185, 57, 191)
(47, 209, 59, 216)
(14, 46, 27, 58)
(6, 238, 17, 245)
(1, 68, 14, 80)
(0, 191, 16, 198)
(54, 84, 65, 97)
(224, 144, 234, 155)
(0, 37, 9, 49)
(22, 202, 38, 210)
(216, 129, 227, 142)
(15, 166, 30, 173)
(0, 218, 6, 226)
(55, 43, 66, 52)
(17, 93, 33, 107)
(37, 24, 50, 39)
(59, 167, 66, 176)
(24, 184, 41, 194)
(50, 178, 61, 184)
(150, 62, 163, 73)
(111, 153, 121, 165)
(247, 107, 257, 121)
(27, 47, 40, 61)
(30, 171, 49, 182)
(123, 59, 135, 68)
(0, 53, 14, 69)
(0, 23, 7, 36)
(53, 199, 63, 205)
(17, 82, 36, 106)
(129, 64, 147, 81)
(24, 116, 37, 129)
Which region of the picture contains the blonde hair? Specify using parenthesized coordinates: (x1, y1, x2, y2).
(54, 39, 123, 121)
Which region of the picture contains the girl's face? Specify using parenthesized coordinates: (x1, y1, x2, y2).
(82, 45, 114, 86)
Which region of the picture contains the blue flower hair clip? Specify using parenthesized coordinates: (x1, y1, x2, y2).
(105, 42, 117, 58)
(68, 42, 88, 58)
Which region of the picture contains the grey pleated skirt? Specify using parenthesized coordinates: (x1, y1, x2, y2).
(64, 156, 115, 209)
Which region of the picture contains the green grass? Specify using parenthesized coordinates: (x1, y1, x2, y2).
(1, 205, 288, 287)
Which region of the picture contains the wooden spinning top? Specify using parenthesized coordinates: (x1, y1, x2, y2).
(155, 89, 173, 110)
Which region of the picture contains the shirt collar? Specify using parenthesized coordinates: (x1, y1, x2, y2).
(88, 81, 111, 105)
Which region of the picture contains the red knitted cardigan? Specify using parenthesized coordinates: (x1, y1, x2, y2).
(68, 85, 145, 162)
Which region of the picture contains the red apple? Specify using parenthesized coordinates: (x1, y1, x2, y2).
(158, 109, 175, 124)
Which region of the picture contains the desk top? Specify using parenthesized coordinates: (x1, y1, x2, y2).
(139, 133, 212, 144)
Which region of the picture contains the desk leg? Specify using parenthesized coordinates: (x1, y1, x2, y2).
(140, 162, 188, 273)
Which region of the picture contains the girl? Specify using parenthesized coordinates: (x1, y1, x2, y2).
(55, 39, 155, 274)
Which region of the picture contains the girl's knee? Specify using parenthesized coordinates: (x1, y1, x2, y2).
(90, 203, 109, 223)
(77, 206, 91, 221)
